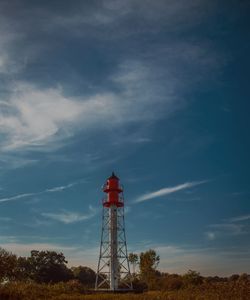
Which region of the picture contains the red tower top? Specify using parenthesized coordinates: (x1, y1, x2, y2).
(103, 172, 124, 207)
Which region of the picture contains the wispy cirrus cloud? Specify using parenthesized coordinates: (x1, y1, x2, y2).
(0, 193, 34, 203)
(0, 0, 223, 157)
(228, 214, 250, 222)
(0, 18, 220, 155)
(0, 61, 174, 152)
(43, 0, 215, 39)
(135, 180, 207, 203)
(0, 153, 38, 169)
(0, 217, 12, 222)
(41, 205, 97, 224)
(208, 223, 245, 236)
(205, 213, 250, 240)
(0, 46, 185, 152)
(205, 225, 245, 241)
(0, 179, 84, 204)
(0, 83, 115, 151)
(0, 26, 24, 75)
(45, 182, 79, 193)
(206, 232, 216, 241)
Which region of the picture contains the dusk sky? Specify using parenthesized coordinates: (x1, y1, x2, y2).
(0, 0, 250, 276)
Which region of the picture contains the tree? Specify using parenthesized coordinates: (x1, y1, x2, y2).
(128, 253, 139, 275)
(71, 266, 96, 286)
(0, 248, 18, 282)
(139, 249, 160, 289)
(183, 270, 203, 286)
(229, 274, 240, 282)
(27, 250, 73, 283)
(161, 273, 183, 290)
(16, 256, 32, 281)
(238, 273, 249, 282)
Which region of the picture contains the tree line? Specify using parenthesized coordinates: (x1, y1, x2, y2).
(0, 248, 95, 286)
(128, 250, 249, 290)
(1, 247, 249, 291)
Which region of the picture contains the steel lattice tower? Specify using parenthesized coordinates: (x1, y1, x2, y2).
(95, 172, 132, 291)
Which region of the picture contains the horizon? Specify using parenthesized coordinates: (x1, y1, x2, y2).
(0, 0, 249, 277)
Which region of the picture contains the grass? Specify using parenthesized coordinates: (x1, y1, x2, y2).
(0, 280, 249, 300)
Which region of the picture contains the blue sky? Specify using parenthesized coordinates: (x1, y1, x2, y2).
(0, 0, 249, 276)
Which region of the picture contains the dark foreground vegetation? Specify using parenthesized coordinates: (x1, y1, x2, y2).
(0, 247, 249, 300)
(1, 281, 249, 300)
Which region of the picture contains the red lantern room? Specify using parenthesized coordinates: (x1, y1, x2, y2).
(103, 172, 124, 207)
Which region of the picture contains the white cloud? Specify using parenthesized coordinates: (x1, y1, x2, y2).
(0, 26, 25, 75)
(46, 0, 214, 38)
(228, 214, 250, 223)
(0, 84, 113, 151)
(209, 223, 244, 232)
(124, 206, 131, 214)
(0, 2, 223, 160)
(206, 223, 246, 240)
(45, 182, 79, 192)
(0, 192, 35, 203)
(206, 214, 250, 240)
(0, 179, 84, 204)
(206, 232, 216, 240)
(112, 60, 177, 116)
(41, 205, 97, 224)
(0, 217, 12, 222)
(135, 180, 207, 203)
(0, 58, 177, 152)
(0, 154, 38, 169)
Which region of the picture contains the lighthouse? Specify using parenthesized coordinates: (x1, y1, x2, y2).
(95, 172, 132, 291)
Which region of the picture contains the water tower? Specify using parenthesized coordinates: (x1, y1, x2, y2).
(95, 172, 132, 291)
